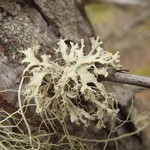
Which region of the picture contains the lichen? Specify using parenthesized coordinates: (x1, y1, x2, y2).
(0, 12, 53, 63)
(21, 37, 121, 128)
(0, 14, 37, 62)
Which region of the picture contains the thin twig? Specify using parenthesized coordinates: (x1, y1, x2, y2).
(104, 72, 150, 88)
(85, 0, 148, 5)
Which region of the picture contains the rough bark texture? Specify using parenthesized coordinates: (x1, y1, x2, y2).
(0, 0, 148, 149)
(0, 0, 93, 106)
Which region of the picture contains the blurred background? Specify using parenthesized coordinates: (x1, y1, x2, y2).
(84, 0, 150, 141)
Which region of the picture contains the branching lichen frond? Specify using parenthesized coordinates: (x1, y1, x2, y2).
(0, 37, 149, 150)
(21, 37, 121, 128)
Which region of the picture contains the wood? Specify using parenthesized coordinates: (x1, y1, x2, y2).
(84, 0, 148, 5)
(106, 72, 150, 88)
(0, 0, 149, 149)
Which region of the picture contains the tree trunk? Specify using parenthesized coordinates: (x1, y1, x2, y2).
(0, 0, 148, 149)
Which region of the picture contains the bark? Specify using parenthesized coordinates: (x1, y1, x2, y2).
(0, 0, 93, 106)
(0, 0, 148, 150)
(84, 0, 148, 5)
(105, 72, 150, 88)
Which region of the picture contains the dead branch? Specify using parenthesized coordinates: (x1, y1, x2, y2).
(84, 0, 148, 5)
(104, 72, 150, 88)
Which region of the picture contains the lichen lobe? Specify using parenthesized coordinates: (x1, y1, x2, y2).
(21, 37, 121, 128)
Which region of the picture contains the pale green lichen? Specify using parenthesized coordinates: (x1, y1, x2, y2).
(21, 37, 121, 128)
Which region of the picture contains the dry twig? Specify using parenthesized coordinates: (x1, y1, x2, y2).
(105, 72, 150, 88)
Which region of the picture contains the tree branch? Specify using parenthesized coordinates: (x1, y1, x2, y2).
(104, 72, 150, 88)
(84, 0, 148, 6)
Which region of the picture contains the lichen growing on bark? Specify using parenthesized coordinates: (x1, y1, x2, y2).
(21, 37, 121, 128)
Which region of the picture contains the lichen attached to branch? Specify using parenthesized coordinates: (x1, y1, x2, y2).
(21, 37, 121, 128)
